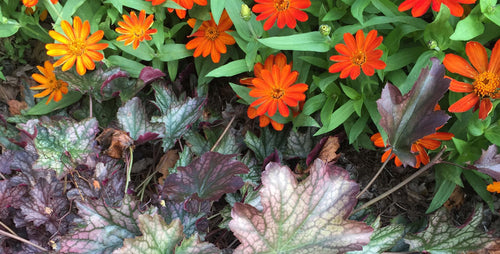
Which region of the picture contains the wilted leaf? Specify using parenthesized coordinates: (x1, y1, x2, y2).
(19, 178, 69, 234)
(229, 159, 373, 253)
(96, 128, 134, 159)
(404, 206, 493, 253)
(57, 196, 142, 253)
(474, 145, 500, 180)
(162, 152, 249, 201)
(318, 136, 341, 163)
(377, 58, 450, 166)
(151, 85, 205, 151)
(32, 118, 99, 178)
(117, 97, 162, 143)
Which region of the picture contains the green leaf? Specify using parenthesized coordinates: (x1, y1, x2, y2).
(225, 0, 263, 41)
(468, 117, 491, 136)
(244, 128, 287, 162)
(340, 84, 361, 100)
(31, 118, 99, 178)
(426, 180, 455, 214)
(348, 114, 369, 144)
(347, 218, 405, 254)
(404, 206, 493, 253)
(25, 91, 83, 115)
(463, 170, 494, 211)
(206, 59, 248, 77)
(112, 41, 154, 61)
(315, 100, 355, 136)
(229, 83, 254, 105)
(0, 19, 20, 37)
(107, 56, 146, 78)
(258, 32, 330, 52)
(423, 6, 453, 50)
(157, 44, 192, 62)
(210, 0, 226, 24)
(323, 7, 347, 21)
(351, 0, 371, 24)
(450, 5, 484, 41)
(435, 163, 464, 187)
(302, 93, 326, 115)
(55, 0, 86, 26)
(284, 129, 314, 159)
(229, 160, 373, 253)
(484, 123, 500, 145)
(117, 97, 163, 141)
(481, 0, 500, 26)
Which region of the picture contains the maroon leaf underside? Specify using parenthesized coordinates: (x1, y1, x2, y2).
(162, 151, 249, 201)
(377, 58, 450, 166)
(475, 145, 500, 180)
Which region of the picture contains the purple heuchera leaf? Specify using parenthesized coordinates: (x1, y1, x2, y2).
(229, 159, 373, 253)
(117, 97, 164, 143)
(57, 196, 141, 253)
(0, 180, 28, 219)
(19, 178, 69, 234)
(306, 136, 329, 166)
(474, 145, 500, 180)
(100, 69, 129, 96)
(0, 149, 37, 174)
(377, 58, 450, 167)
(139, 66, 165, 84)
(162, 152, 249, 201)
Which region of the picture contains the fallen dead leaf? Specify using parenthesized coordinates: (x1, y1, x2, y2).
(157, 149, 179, 185)
(467, 238, 500, 254)
(7, 100, 27, 115)
(96, 128, 134, 159)
(318, 136, 341, 163)
(444, 185, 465, 210)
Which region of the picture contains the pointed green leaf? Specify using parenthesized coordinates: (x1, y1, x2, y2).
(25, 91, 83, 115)
(206, 59, 248, 77)
(258, 32, 330, 52)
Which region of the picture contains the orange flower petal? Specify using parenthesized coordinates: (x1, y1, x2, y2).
(466, 41, 488, 74)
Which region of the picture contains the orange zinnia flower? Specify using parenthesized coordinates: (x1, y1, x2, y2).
(371, 130, 454, 168)
(247, 106, 284, 131)
(46, 17, 108, 76)
(398, 0, 476, 17)
(443, 39, 500, 120)
(167, 0, 207, 19)
(253, 0, 311, 31)
(116, 10, 157, 50)
(145, 0, 165, 5)
(249, 62, 308, 117)
(31, 61, 69, 104)
(487, 181, 500, 193)
(329, 29, 386, 80)
(22, 0, 57, 7)
(185, 10, 235, 63)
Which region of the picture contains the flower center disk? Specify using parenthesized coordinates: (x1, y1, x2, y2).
(274, 0, 290, 12)
(271, 88, 285, 99)
(206, 27, 219, 40)
(473, 71, 500, 97)
(68, 40, 86, 56)
(352, 50, 366, 66)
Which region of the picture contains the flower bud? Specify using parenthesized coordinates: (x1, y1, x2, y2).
(241, 4, 252, 21)
(319, 24, 331, 37)
(427, 40, 440, 51)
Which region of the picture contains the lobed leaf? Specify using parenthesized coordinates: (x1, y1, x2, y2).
(32, 118, 99, 178)
(348, 217, 405, 254)
(474, 145, 500, 180)
(57, 196, 142, 253)
(117, 97, 163, 143)
(229, 159, 373, 253)
(162, 152, 249, 201)
(404, 206, 493, 253)
(377, 58, 450, 166)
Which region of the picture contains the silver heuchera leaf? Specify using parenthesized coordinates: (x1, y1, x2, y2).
(229, 159, 373, 253)
(117, 97, 164, 142)
(404, 205, 493, 253)
(32, 118, 99, 178)
(474, 145, 500, 180)
(377, 58, 450, 166)
(347, 217, 405, 254)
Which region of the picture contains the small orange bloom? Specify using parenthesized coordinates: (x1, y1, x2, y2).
(167, 0, 207, 19)
(185, 10, 235, 63)
(249, 62, 308, 117)
(487, 181, 500, 193)
(31, 61, 69, 104)
(145, 0, 165, 5)
(46, 17, 108, 76)
(398, 0, 476, 17)
(329, 29, 386, 80)
(371, 130, 454, 168)
(443, 39, 500, 120)
(116, 10, 157, 50)
(253, 0, 311, 30)
(22, 0, 58, 7)
(247, 106, 284, 131)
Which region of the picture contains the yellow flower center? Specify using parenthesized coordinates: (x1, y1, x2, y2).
(132, 27, 145, 39)
(274, 0, 290, 11)
(352, 50, 366, 66)
(473, 71, 500, 98)
(205, 27, 219, 41)
(271, 87, 285, 99)
(68, 40, 86, 56)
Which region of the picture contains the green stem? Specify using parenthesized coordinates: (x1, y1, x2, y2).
(124, 146, 134, 195)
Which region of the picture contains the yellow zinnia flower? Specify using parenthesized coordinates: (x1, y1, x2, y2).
(46, 16, 108, 75)
(31, 61, 69, 104)
(115, 10, 157, 50)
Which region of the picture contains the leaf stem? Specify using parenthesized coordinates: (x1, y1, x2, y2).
(0, 228, 48, 252)
(124, 146, 134, 194)
(353, 146, 447, 214)
(357, 150, 392, 199)
(210, 115, 236, 152)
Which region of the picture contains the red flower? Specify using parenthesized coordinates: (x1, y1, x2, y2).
(371, 130, 454, 168)
(247, 106, 284, 131)
(168, 0, 207, 19)
(145, 0, 165, 5)
(329, 29, 386, 80)
(398, 0, 476, 17)
(185, 10, 235, 63)
(253, 0, 311, 30)
(443, 39, 500, 119)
